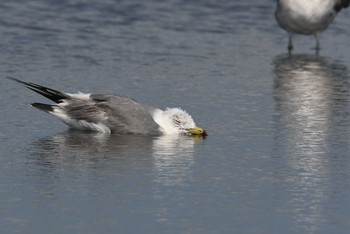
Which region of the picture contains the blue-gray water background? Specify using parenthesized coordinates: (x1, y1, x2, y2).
(1, 0, 350, 233)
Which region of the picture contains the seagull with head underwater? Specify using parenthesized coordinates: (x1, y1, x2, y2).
(275, 0, 349, 52)
(7, 77, 208, 137)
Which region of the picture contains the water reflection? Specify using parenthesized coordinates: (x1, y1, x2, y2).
(274, 54, 350, 151)
(28, 131, 199, 188)
(273, 54, 350, 232)
(152, 135, 197, 186)
(30, 131, 154, 163)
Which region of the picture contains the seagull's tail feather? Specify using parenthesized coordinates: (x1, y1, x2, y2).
(7, 76, 70, 103)
(31, 103, 54, 113)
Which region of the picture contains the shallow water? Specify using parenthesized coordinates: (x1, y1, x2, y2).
(1, 0, 350, 233)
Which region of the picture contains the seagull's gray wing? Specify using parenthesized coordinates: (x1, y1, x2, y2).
(88, 94, 162, 135)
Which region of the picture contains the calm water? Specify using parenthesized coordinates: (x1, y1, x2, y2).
(1, 0, 350, 233)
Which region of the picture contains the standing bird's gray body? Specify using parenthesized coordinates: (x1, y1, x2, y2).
(7, 77, 208, 136)
(275, 0, 349, 52)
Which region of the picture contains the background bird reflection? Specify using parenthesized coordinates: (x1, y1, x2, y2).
(274, 54, 350, 153)
(273, 54, 350, 232)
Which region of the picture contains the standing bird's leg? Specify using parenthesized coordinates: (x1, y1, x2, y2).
(314, 33, 321, 52)
(288, 33, 294, 52)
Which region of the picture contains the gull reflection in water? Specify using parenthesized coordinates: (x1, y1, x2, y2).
(151, 134, 201, 224)
(28, 132, 155, 187)
(152, 134, 198, 187)
(273, 54, 350, 232)
(31, 131, 155, 161)
(29, 131, 200, 188)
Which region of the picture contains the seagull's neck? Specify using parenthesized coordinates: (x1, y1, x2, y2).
(152, 109, 180, 134)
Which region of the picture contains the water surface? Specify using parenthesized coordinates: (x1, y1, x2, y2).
(1, 0, 350, 233)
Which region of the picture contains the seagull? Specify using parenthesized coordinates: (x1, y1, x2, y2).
(7, 77, 208, 136)
(275, 0, 349, 52)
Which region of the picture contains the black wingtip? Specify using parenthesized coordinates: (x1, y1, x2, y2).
(7, 76, 70, 103)
(31, 103, 54, 112)
(6, 76, 28, 85)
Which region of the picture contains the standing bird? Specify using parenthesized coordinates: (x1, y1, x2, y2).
(275, 0, 349, 52)
(7, 77, 208, 136)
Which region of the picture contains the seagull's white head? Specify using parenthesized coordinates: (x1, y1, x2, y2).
(153, 108, 208, 136)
